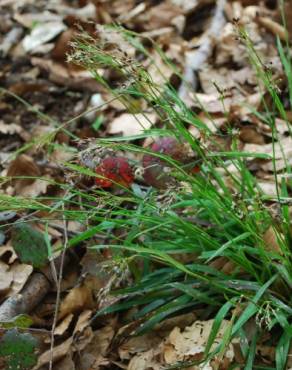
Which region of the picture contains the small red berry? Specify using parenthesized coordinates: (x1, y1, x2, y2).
(95, 157, 134, 188)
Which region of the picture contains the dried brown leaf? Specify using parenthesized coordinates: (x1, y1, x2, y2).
(7, 154, 41, 184)
(54, 314, 74, 336)
(32, 337, 73, 370)
(78, 325, 115, 370)
(107, 113, 155, 136)
(263, 226, 283, 254)
(9, 263, 33, 295)
(73, 309, 92, 335)
(58, 284, 94, 320)
(0, 121, 22, 135)
(0, 261, 13, 295)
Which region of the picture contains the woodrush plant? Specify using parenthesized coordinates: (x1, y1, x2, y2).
(67, 24, 292, 368)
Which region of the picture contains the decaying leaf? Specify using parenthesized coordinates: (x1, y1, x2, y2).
(7, 154, 41, 185)
(58, 274, 104, 320)
(263, 226, 283, 254)
(11, 224, 48, 268)
(107, 113, 156, 136)
(78, 325, 115, 370)
(0, 261, 13, 295)
(0, 328, 38, 370)
(0, 314, 33, 330)
(0, 121, 22, 135)
(22, 21, 66, 52)
(9, 263, 33, 295)
(73, 310, 92, 335)
(127, 319, 238, 369)
(32, 337, 72, 370)
(54, 314, 74, 337)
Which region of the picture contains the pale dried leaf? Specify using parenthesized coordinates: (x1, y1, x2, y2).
(14, 11, 63, 28)
(73, 310, 92, 335)
(78, 325, 115, 370)
(0, 121, 22, 135)
(140, 2, 183, 31)
(128, 349, 161, 370)
(128, 320, 238, 369)
(17, 178, 50, 198)
(0, 244, 18, 264)
(119, 333, 162, 361)
(185, 92, 232, 113)
(31, 58, 100, 92)
(58, 285, 93, 320)
(107, 113, 155, 136)
(32, 337, 73, 370)
(243, 137, 292, 158)
(54, 314, 74, 336)
(165, 320, 237, 364)
(0, 261, 13, 293)
(55, 354, 75, 370)
(58, 274, 103, 320)
(10, 263, 33, 295)
(263, 226, 283, 254)
(147, 51, 175, 86)
(258, 182, 278, 197)
(170, 0, 205, 13)
(23, 22, 66, 52)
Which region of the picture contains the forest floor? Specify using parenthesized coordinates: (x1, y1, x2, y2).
(0, 0, 292, 369)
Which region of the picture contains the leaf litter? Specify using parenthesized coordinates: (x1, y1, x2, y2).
(0, 0, 292, 368)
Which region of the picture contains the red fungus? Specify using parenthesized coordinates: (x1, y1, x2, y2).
(142, 137, 197, 189)
(95, 157, 134, 188)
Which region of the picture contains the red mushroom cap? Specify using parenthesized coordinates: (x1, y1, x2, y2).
(95, 157, 134, 188)
(142, 137, 191, 188)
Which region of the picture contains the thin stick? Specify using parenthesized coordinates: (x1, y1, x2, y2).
(48, 204, 68, 370)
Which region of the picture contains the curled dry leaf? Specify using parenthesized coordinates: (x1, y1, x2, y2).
(0, 121, 22, 135)
(22, 21, 66, 52)
(78, 325, 115, 370)
(127, 319, 238, 369)
(138, 2, 183, 30)
(0, 244, 18, 264)
(58, 274, 104, 320)
(73, 309, 92, 335)
(0, 261, 13, 296)
(107, 113, 155, 137)
(17, 178, 50, 198)
(58, 284, 94, 321)
(263, 226, 283, 255)
(7, 154, 41, 185)
(54, 314, 74, 337)
(0, 260, 32, 300)
(9, 263, 33, 295)
(32, 337, 73, 370)
(6, 154, 50, 197)
(31, 58, 100, 92)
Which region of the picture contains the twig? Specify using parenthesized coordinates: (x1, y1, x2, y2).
(178, 0, 227, 100)
(48, 205, 69, 370)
